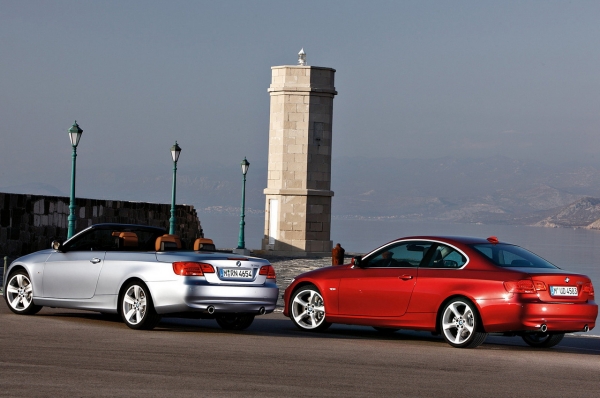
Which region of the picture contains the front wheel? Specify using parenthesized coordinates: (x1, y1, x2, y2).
(120, 281, 161, 330)
(521, 332, 565, 348)
(5, 271, 43, 315)
(440, 299, 487, 348)
(215, 314, 255, 330)
(289, 286, 331, 331)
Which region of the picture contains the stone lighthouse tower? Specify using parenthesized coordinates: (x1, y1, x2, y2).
(262, 50, 337, 255)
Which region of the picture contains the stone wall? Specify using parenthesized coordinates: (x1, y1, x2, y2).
(0, 192, 203, 262)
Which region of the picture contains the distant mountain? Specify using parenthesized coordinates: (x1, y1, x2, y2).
(0, 182, 65, 197)
(332, 155, 600, 224)
(10, 156, 600, 228)
(535, 197, 600, 229)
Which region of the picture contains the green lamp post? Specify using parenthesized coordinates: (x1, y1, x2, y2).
(67, 121, 83, 239)
(169, 141, 182, 235)
(236, 157, 250, 251)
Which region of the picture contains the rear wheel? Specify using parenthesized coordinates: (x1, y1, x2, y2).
(215, 314, 255, 330)
(440, 298, 487, 348)
(5, 270, 42, 315)
(120, 281, 161, 330)
(290, 286, 331, 331)
(521, 332, 565, 348)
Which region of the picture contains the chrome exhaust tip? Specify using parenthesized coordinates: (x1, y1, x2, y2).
(540, 324, 548, 333)
(583, 325, 589, 332)
(258, 307, 266, 315)
(207, 305, 215, 314)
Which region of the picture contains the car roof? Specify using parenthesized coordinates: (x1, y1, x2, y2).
(391, 235, 507, 246)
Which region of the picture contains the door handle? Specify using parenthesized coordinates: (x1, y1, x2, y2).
(399, 275, 413, 280)
(90, 258, 102, 264)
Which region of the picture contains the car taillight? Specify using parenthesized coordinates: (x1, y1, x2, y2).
(533, 280, 547, 291)
(583, 282, 595, 298)
(504, 280, 537, 294)
(172, 262, 215, 276)
(259, 265, 276, 279)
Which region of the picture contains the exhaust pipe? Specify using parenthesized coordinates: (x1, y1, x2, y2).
(207, 305, 215, 314)
(583, 325, 589, 332)
(540, 324, 547, 333)
(258, 307, 266, 315)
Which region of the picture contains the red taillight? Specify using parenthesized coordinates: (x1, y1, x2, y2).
(533, 280, 547, 291)
(583, 282, 595, 298)
(504, 280, 536, 294)
(172, 262, 215, 276)
(259, 265, 276, 279)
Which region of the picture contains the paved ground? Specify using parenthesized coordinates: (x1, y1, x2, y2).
(1, 301, 599, 398)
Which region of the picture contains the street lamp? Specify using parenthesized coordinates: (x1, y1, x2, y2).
(236, 157, 250, 252)
(169, 141, 181, 235)
(67, 121, 83, 239)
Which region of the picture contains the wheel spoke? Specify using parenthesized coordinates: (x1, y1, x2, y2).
(293, 296, 308, 306)
(309, 313, 317, 327)
(16, 274, 24, 287)
(125, 308, 136, 322)
(314, 305, 325, 314)
(454, 332, 462, 344)
(442, 322, 455, 331)
(6, 285, 18, 294)
(11, 296, 21, 308)
(294, 311, 307, 323)
(133, 286, 140, 299)
(123, 295, 135, 305)
(21, 296, 31, 307)
(449, 303, 461, 318)
(136, 309, 142, 322)
(24, 284, 33, 293)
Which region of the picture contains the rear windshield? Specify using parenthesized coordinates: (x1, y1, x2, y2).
(470, 243, 558, 269)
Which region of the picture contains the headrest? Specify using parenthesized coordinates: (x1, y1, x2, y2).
(119, 232, 138, 248)
(194, 238, 216, 251)
(155, 234, 182, 251)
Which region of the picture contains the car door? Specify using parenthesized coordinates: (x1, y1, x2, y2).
(42, 228, 116, 299)
(338, 241, 433, 317)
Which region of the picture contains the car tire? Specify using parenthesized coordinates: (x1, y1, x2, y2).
(521, 332, 565, 348)
(119, 281, 161, 330)
(373, 327, 399, 334)
(4, 270, 43, 315)
(289, 285, 331, 332)
(215, 314, 255, 330)
(440, 298, 488, 348)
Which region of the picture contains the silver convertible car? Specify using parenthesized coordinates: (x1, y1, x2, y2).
(3, 224, 279, 330)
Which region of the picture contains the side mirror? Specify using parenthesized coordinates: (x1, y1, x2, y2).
(352, 256, 363, 268)
(51, 241, 63, 251)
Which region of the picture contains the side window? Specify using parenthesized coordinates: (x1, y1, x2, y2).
(426, 244, 467, 268)
(66, 229, 118, 251)
(365, 242, 432, 268)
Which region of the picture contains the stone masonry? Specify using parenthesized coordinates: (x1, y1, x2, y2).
(0, 192, 203, 260)
(262, 65, 337, 255)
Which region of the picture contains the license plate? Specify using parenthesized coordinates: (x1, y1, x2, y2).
(550, 286, 578, 296)
(220, 268, 253, 279)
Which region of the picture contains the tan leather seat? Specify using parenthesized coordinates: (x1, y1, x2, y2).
(193, 238, 216, 251)
(155, 234, 182, 251)
(119, 232, 138, 249)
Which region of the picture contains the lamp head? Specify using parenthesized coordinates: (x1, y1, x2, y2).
(241, 157, 250, 175)
(171, 141, 181, 163)
(68, 121, 83, 147)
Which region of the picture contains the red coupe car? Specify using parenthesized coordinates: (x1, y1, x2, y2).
(283, 236, 597, 348)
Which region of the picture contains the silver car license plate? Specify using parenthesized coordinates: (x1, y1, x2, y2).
(220, 268, 253, 279)
(550, 286, 578, 296)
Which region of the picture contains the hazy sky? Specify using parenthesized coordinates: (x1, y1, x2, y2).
(2, 1, 600, 203)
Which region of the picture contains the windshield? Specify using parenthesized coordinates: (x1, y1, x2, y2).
(470, 243, 558, 269)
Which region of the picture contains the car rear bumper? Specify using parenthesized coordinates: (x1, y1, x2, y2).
(147, 279, 279, 315)
(479, 299, 598, 333)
